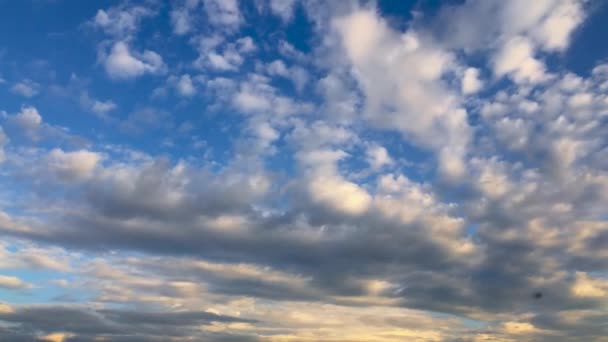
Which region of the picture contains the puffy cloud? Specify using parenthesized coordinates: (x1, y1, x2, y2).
(461, 67, 483, 94)
(103, 41, 166, 80)
(11, 79, 40, 98)
(365, 144, 392, 170)
(170, 0, 202, 35)
(493, 36, 548, 84)
(203, 0, 242, 29)
(269, 0, 297, 22)
(175, 74, 195, 97)
(0, 275, 32, 289)
(436, 0, 585, 52)
(333, 9, 471, 180)
(92, 3, 156, 38)
(91, 100, 117, 114)
(46, 148, 103, 181)
(7, 106, 42, 139)
(193, 36, 255, 71)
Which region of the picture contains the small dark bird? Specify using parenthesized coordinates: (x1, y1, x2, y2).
(533, 291, 543, 299)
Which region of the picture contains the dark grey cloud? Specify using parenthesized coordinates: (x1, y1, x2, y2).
(0, 306, 257, 342)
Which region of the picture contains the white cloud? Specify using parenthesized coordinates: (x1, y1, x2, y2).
(207, 51, 242, 70)
(11, 106, 42, 138)
(236, 36, 256, 53)
(170, 0, 202, 35)
(333, 9, 471, 180)
(307, 175, 372, 217)
(46, 148, 103, 181)
(270, 0, 297, 22)
(193, 36, 255, 71)
(93, 4, 156, 38)
(493, 36, 547, 84)
(571, 272, 608, 298)
(366, 144, 393, 170)
(203, 0, 241, 29)
(103, 41, 166, 80)
(461, 67, 483, 94)
(176, 74, 196, 97)
(11, 79, 40, 98)
(91, 100, 117, 114)
(0, 275, 32, 289)
(266, 59, 309, 91)
(527, 0, 585, 51)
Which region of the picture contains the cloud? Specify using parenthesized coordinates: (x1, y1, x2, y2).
(269, 0, 297, 22)
(170, 0, 202, 35)
(92, 3, 157, 38)
(103, 41, 165, 80)
(193, 37, 256, 71)
(203, 0, 242, 29)
(118, 107, 171, 134)
(8, 106, 42, 138)
(1, 1, 607, 340)
(0, 275, 32, 289)
(175, 74, 195, 96)
(91, 99, 117, 115)
(333, 8, 471, 180)
(461, 67, 483, 94)
(366, 144, 393, 170)
(11, 79, 40, 98)
(493, 36, 548, 84)
(46, 148, 103, 182)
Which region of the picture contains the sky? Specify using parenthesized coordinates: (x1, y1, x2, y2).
(0, 0, 607, 341)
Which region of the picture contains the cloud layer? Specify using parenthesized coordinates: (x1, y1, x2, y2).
(0, 0, 607, 341)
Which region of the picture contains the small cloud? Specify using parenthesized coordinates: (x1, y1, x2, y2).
(91, 100, 117, 115)
(46, 148, 103, 181)
(203, 0, 242, 29)
(9, 106, 42, 138)
(0, 275, 33, 290)
(11, 79, 40, 98)
(269, 0, 297, 23)
(366, 144, 393, 170)
(92, 3, 156, 38)
(176, 74, 195, 97)
(103, 41, 166, 80)
(461, 67, 483, 95)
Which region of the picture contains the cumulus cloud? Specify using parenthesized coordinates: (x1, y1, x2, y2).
(175, 74, 195, 97)
(0, 275, 32, 290)
(493, 36, 548, 84)
(8, 106, 42, 138)
(91, 99, 117, 114)
(92, 2, 156, 38)
(203, 0, 242, 29)
(11, 79, 40, 98)
(170, 0, 202, 35)
(461, 67, 483, 94)
(333, 8, 471, 180)
(46, 148, 103, 181)
(269, 0, 297, 22)
(103, 41, 166, 80)
(365, 144, 393, 170)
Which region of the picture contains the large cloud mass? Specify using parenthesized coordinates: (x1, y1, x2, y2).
(0, 0, 607, 341)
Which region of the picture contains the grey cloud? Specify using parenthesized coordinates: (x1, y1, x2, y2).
(0, 305, 257, 341)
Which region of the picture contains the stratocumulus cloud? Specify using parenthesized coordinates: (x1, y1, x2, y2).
(0, 0, 607, 341)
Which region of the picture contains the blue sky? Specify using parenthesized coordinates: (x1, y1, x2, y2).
(1, 0, 608, 341)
